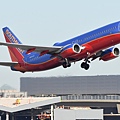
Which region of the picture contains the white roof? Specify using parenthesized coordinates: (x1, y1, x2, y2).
(0, 97, 61, 112)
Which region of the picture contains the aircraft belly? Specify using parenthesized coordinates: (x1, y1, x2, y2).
(39, 57, 61, 70)
(24, 57, 61, 71)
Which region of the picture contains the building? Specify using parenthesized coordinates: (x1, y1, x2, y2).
(0, 84, 27, 98)
(20, 75, 120, 96)
(54, 108, 103, 120)
(0, 90, 27, 98)
(0, 97, 61, 120)
(20, 75, 120, 120)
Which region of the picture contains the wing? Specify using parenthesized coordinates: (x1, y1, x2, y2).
(0, 62, 18, 67)
(0, 42, 62, 54)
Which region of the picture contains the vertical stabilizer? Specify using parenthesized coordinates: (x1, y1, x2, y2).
(2, 27, 25, 62)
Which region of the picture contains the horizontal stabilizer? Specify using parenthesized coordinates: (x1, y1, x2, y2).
(0, 62, 18, 67)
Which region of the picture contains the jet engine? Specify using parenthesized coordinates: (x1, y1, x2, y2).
(60, 44, 82, 58)
(100, 47, 119, 61)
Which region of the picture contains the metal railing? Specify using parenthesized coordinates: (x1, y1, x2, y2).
(61, 94, 120, 100)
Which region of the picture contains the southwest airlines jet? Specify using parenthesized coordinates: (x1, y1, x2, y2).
(0, 21, 120, 73)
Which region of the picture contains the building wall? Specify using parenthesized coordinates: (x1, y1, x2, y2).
(20, 75, 120, 95)
(54, 109, 103, 120)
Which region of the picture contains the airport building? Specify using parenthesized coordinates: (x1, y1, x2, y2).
(20, 75, 120, 95)
(0, 75, 120, 120)
(20, 75, 120, 120)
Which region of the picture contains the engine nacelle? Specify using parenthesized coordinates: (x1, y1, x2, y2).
(60, 44, 81, 58)
(100, 47, 119, 61)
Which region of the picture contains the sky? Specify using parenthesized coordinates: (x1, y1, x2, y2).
(0, 0, 120, 90)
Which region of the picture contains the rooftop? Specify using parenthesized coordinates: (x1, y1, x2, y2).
(0, 97, 61, 113)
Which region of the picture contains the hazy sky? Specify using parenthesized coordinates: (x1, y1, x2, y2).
(0, 0, 120, 90)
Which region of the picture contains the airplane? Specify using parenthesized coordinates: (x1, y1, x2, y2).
(0, 21, 120, 73)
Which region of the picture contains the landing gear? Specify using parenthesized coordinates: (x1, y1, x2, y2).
(81, 62, 90, 70)
(62, 58, 71, 68)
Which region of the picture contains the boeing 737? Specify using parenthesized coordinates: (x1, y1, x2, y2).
(0, 21, 120, 73)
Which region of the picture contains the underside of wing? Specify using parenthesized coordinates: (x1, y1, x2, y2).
(0, 42, 62, 54)
(0, 62, 18, 67)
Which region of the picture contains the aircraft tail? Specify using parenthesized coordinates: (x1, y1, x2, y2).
(2, 27, 25, 62)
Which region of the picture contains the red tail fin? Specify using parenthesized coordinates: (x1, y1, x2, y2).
(2, 27, 25, 62)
